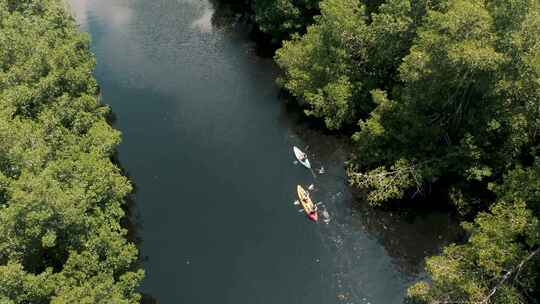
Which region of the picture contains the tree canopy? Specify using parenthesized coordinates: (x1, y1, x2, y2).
(408, 160, 540, 303)
(0, 0, 142, 302)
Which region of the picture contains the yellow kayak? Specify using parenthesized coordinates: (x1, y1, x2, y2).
(297, 185, 318, 221)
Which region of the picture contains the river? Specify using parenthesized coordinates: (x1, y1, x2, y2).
(69, 1, 460, 303)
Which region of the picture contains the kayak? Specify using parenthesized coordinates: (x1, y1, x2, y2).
(297, 185, 318, 222)
(297, 185, 318, 221)
(293, 146, 311, 169)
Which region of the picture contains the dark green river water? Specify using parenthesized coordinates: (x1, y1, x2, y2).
(69, 1, 459, 303)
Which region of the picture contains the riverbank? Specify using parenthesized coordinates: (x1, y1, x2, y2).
(0, 1, 142, 302)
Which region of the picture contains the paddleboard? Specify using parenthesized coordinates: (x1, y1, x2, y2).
(293, 146, 311, 169)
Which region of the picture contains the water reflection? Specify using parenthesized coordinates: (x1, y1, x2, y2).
(191, 7, 214, 32)
(68, 0, 89, 27)
(69, 0, 133, 30)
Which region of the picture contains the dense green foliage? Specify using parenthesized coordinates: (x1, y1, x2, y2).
(275, 0, 425, 129)
(268, 0, 540, 302)
(253, 0, 319, 42)
(351, 0, 540, 209)
(215, 0, 321, 43)
(408, 161, 540, 303)
(0, 1, 142, 302)
(227, 0, 392, 43)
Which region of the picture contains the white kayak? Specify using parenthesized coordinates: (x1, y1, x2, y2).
(293, 146, 311, 169)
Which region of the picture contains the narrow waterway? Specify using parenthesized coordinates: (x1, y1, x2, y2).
(69, 1, 460, 303)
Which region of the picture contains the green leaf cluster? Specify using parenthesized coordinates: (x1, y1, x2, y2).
(253, 0, 320, 42)
(0, 0, 142, 302)
(354, 0, 540, 208)
(275, 0, 430, 130)
(408, 161, 540, 303)
(212, 0, 321, 43)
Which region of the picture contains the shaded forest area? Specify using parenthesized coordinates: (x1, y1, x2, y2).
(218, 0, 540, 302)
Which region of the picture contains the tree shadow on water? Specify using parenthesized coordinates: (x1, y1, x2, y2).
(208, 0, 280, 57)
(140, 293, 158, 304)
(111, 150, 156, 303)
(349, 189, 464, 276)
